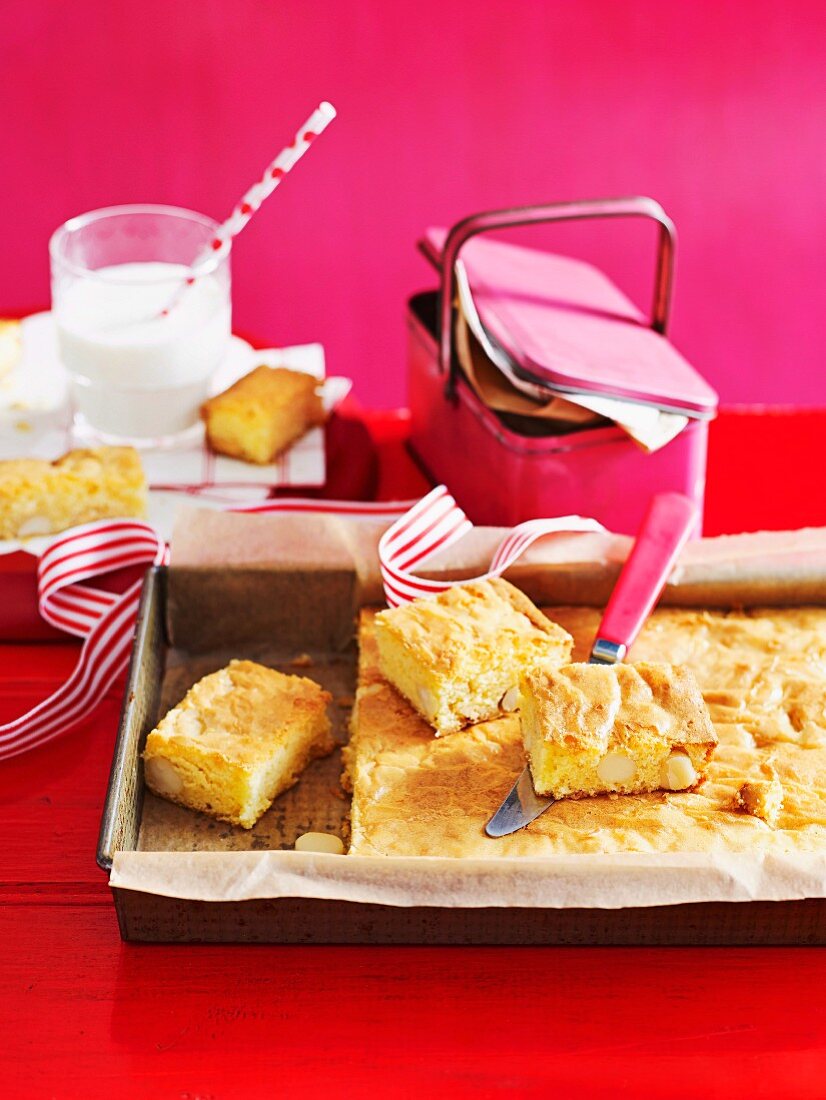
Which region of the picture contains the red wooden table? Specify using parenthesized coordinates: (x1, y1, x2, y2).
(2, 407, 825, 1099)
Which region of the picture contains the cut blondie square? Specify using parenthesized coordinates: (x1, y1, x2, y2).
(373, 578, 573, 736)
(143, 660, 334, 829)
(201, 364, 326, 465)
(0, 446, 147, 539)
(521, 660, 717, 799)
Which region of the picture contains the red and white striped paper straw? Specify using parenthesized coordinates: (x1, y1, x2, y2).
(378, 485, 605, 607)
(0, 488, 603, 760)
(210, 100, 336, 252)
(160, 101, 336, 317)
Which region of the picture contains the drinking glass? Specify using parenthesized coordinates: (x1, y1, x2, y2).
(50, 204, 231, 443)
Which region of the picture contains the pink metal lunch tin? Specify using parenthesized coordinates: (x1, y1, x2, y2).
(407, 197, 718, 535)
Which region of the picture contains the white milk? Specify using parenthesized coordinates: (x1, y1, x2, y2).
(55, 261, 231, 440)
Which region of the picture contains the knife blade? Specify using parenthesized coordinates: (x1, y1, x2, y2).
(485, 491, 698, 838)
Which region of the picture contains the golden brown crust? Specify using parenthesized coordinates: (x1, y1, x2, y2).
(488, 576, 560, 632)
(147, 659, 332, 763)
(346, 607, 826, 857)
(202, 364, 322, 411)
(374, 578, 570, 673)
(523, 661, 717, 753)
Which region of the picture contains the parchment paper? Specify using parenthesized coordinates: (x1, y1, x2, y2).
(110, 849, 826, 908)
(169, 508, 826, 611)
(110, 509, 826, 908)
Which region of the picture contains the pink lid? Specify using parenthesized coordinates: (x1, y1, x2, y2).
(425, 227, 718, 417)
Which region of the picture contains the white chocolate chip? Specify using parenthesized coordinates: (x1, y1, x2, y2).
(500, 686, 519, 712)
(212, 669, 234, 696)
(417, 686, 436, 718)
(17, 515, 53, 538)
(176, 710, 203, 739)
(295, 832, 345, 855)
(596, 752, 637, 784)
(144, 756, 184, 797)
(661, 751, 697, 791)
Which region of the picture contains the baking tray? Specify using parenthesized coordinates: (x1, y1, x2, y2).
(97, 563, 826, 945)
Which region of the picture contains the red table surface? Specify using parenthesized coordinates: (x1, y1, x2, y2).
(2, 406, 826, 1098)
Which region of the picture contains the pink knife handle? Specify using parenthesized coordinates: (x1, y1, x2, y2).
(597, 492, 698, 653)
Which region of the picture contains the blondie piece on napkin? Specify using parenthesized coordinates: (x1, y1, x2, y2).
(373, 578, 573, 736)
(201, 365, 326, 465)
(0, 446, 147, 539)
(520, 660, 717, 800)
(143, 660, 334, 829)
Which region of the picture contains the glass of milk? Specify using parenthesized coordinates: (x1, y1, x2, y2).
(50, 204, 231, 443)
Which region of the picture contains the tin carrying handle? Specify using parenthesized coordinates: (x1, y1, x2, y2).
(434, 196, 677, 400)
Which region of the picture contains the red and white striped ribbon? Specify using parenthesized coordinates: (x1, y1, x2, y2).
(0, 497, 412, 762)
(1, 488, 603, 761)
(378, 485, 605, 608)
(0, 520, 168, 762)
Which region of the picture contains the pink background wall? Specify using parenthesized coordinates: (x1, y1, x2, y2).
(3, 0, 825, 408)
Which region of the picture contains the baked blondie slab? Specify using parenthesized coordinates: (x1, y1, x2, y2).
(0, 446, 147, 539)
(344, 608, 826, 858)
